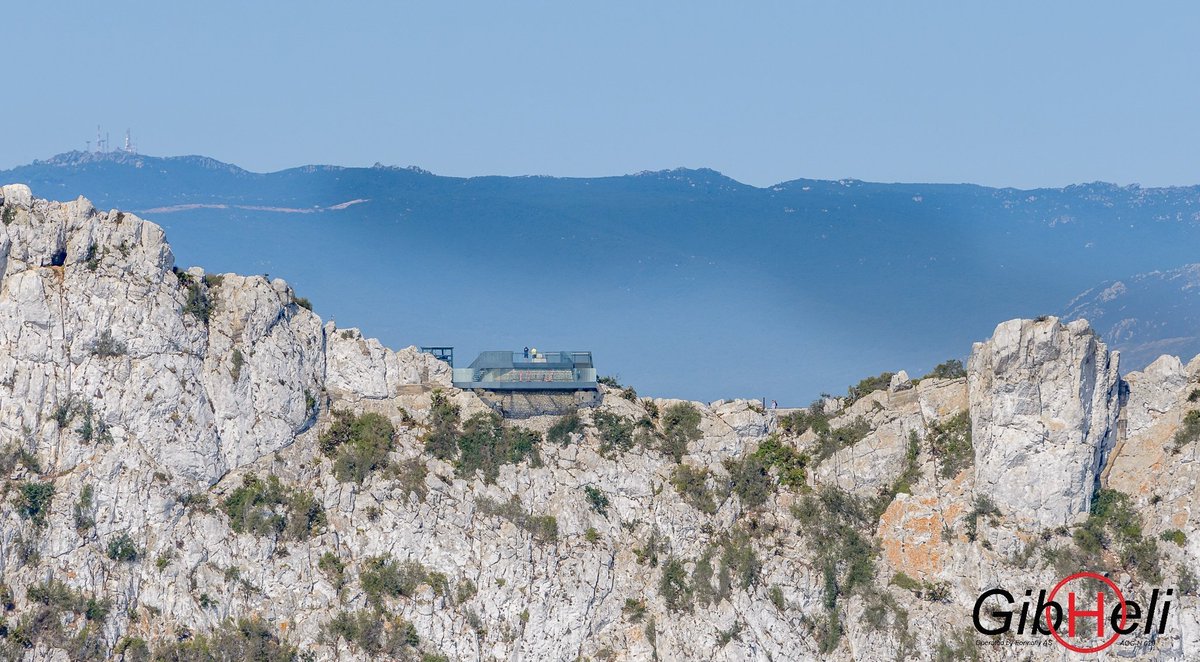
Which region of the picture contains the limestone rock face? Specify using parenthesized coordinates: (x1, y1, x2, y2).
(968, 316, 1121, 528)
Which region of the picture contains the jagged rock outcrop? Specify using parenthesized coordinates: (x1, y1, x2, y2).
(968, 316, 1121, 529)
(1, 187, 1199, 661)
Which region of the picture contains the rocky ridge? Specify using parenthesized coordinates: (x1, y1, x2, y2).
(0, 185, 1199, 660)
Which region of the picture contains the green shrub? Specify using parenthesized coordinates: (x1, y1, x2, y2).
(964, 495, 1000, 542)
(15, 481, 55, 528)
(922, 359, 966, 380)
(7, 579, 112, 658)
(716, 622, 742, 646)
(114, 636, 150, 660)
(593, 410, 635, 455)
(455, 579, 478, 604)
(547, 411, 583, 445)
(1179, 564, 1198, 595)
(422, 391, 461, 460)
(182, 281, 213, 324)
(659, 558, 693, 612)
(73, 484, 95, 535)
(294, 296, 313, 311)
(585, 527, 600, 543)
(622, 598, 647, 623)
(526, 515, 559, 543)
(220, 473, 326, 540)
(106, 533, 140, 562)
(454, 412, 541, 482)
(1161, 529, 1187, 547)
(151, 617, 298, 661)
(319, 411, 395, 484)
(778, 408, 830, 437)
(791, 486, 879, 652)
(230, 349, 245, 381)
(584, 485, 610, 516)
(319, 551, 346, 588)
(323, 609, 419, 656)
(1171, 410, 1200, 454)
(751, 435, 809, 488)
(389, 457, 429, 501)
(74, 402, 113, 444)
(360, 556, 432, 607)
(0, 442, 40, 475)
(598, 375, 621, 387)
(660, 403, 702, 462)
(476, 495, 559, 544)
(927, 411, 973, 479)
(768, 585, 786, 611)
(846, 372, 894, 406)
(812, 416, 872, 463)
(670, 464, 722, 515)
(724, 454, 772, 508)
(88, 329, 127, 357)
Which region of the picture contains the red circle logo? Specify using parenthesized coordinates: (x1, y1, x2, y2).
(1045, 571, 1128, 653)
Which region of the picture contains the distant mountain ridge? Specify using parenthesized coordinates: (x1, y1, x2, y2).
(4, 150, 1200, 401)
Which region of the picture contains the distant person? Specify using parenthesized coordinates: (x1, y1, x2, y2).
(771, 400, 777, 409)
(523, 346, 530, 358)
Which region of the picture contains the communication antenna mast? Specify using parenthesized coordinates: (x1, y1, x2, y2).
(123, 129, 136, 154)
(95, 125, 104, 153)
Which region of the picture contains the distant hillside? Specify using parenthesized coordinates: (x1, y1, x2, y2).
(5, 151, 1200, 402)
(1065, 263, 1200, 370)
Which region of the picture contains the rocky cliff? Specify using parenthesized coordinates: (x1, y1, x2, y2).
(0, 185, 1198, 661)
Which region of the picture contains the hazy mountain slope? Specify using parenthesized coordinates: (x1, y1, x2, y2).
(5, 152, 1200, 403)
(1065, 263, 1200, 370)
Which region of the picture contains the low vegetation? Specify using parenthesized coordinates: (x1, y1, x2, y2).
(1060, 489, 1163, 583)
(660, 402, 702, 462)
(454, 412, 542, 482)
(592, 410, 635, 455)
(811, 416, 872, 464)
(1171, 410, 1200, 454)
(323, 609, 420, 657)
(658, 527, 761, 613)
(15, 481, 55, 528)
(670, 464, 723, 515)
(88, 329, 127, 357)
(789, 482, 917, 654)
(359, 555, 445, 607)
(922, 359, 966, 380)
(777, 405, 831, 437)
(475, 495, 558, 543)
(220, 473, 326, 540)
(319, 410, 396, 484)
(73, 484, 95, 535)
(845, 372, 894, 406)
(420, 392, 542, 482)
(926, 411, 973, 479)
(547, 411, 583, 445)
(0, 579, 111, 660)
(106, 533, 140, 562)
(151, 617, 298, 661)
(583, 485, 610, 516)
(177, 270, 214, 324)
(422, 390, 461, 459)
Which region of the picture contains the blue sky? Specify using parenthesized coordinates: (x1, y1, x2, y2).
(6, 1, 1200, 187)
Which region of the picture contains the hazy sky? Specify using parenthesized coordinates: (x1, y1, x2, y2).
(7, 1, 1200, 187)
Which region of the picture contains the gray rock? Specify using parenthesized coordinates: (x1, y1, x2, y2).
(968, 317, 1120, 529)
